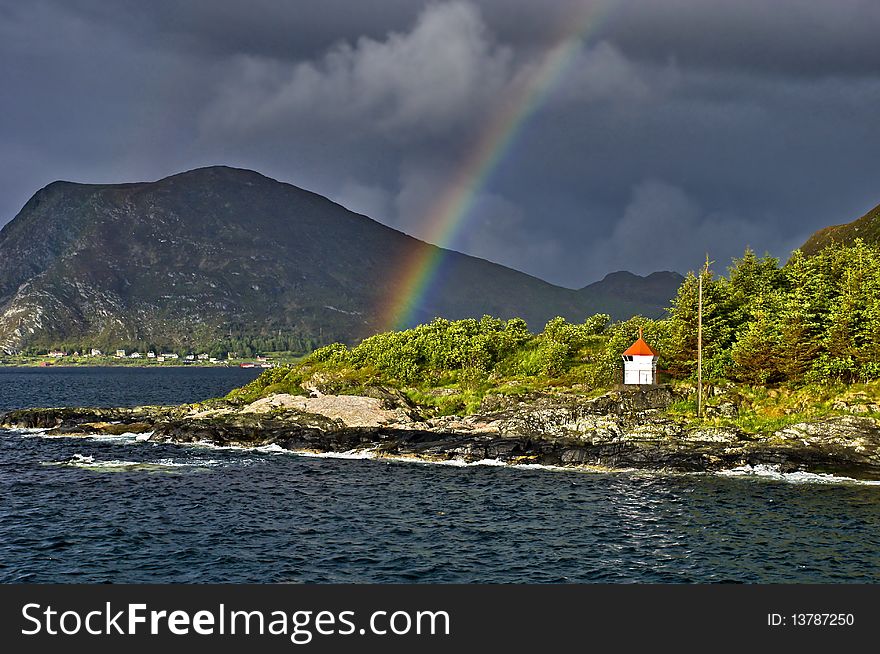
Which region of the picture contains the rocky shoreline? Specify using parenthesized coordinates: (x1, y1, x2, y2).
(4, 386, 880, 479)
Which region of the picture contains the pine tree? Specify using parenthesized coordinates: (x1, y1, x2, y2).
(730, 292, 784, 384)
(664, 263, 734, 379)
(727, 248, 783, 325)
(777, 249, 822, 380)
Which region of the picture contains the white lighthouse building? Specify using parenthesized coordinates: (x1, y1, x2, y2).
(622, 328, 659, 385)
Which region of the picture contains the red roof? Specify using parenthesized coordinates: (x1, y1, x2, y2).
(623, 328, 658, 356)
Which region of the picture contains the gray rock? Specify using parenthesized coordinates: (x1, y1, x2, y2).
(4, 387, 880, 479)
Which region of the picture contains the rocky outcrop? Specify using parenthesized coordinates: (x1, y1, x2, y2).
(239, 393, 419, 427)
(0, 406, 173, 431)
(3, 386, 880, 479)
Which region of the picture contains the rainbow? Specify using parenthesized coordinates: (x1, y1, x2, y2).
(379, 0, 619, 331)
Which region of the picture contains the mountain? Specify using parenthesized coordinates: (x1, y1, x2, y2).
(578, 271, 684, 319)
(0, 166, 683, 354)
(800, 200, 880, 255)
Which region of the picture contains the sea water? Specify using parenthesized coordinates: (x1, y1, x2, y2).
(1, 367, 878, 583)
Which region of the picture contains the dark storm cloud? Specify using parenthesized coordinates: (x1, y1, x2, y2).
(39, 0, 880, 76)
(38, 0, 422, 60)
(1, 0, 879, 287)
(608, 0, 880, 77)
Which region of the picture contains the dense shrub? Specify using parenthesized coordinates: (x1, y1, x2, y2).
(233, 240, 880, 406)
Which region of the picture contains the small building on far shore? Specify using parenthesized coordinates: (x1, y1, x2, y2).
(622, 328, 659, 385)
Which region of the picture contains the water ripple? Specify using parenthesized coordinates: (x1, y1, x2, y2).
(2, 424, 880, 583)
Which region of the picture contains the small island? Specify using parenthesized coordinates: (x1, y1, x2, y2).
(5, 242, 880, 480)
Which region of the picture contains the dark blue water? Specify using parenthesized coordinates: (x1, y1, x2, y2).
(1, 368, 879, 583)
(0, 366, 262, 411)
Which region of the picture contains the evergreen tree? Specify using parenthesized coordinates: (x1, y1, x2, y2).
(818, 239, 880, 380)
(777, 249, 822, 380)
(664, 263, 734, 379)
(730, 291, 785, 384)
(727, 248, 783, 325)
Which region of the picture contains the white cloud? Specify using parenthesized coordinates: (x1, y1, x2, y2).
(198, 0, 679, 145)
(200, 1, 513, 142)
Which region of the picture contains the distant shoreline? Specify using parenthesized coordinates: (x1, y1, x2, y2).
(0, 364, 241, 369)
(0, 360, 281, 369)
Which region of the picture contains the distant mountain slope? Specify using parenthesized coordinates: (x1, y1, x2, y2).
(800, 201, 880, 255)
(578, 271, 683, 320)
(0, 166, 682, 353)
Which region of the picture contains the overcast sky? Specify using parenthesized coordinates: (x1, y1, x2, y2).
(1, 0, 878, 287)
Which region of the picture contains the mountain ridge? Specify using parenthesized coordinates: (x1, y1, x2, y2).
(0, 166, 683, 354)
(800, 200, 880, 255)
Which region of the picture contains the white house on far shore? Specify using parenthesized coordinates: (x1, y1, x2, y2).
(622, 328, 659, 385)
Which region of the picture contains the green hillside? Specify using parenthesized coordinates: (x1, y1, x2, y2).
(800, 201, 880, 255)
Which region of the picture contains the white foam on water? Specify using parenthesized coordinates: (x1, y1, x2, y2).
(4, 427, 50, 436)
(718, 464, 880, 486)
(190, 439, 306, 454)
(41, 453, 227, 471)
(416, 457, 620, 474)
(275, 449, 607, 475)
(9, 428, 152, 443)
(261, 449, 513, 467)
(439, 457, 507, 467)
(153, 457, 225, 467)
(514, 462, 592, 473)
(175, 439, 617, 474)
(68, 432, 148, 443)
(36, 429, 875, 484)
(420, 457, 528, 468)
(263, 448, 880, 483)
(254, 443, 288, 454)
(3, 428, 613, 475)
(191, 441, 388, 462)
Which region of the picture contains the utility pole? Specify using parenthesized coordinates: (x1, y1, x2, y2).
(697, 267, 703, 418)
(697, 254, 710, 418)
